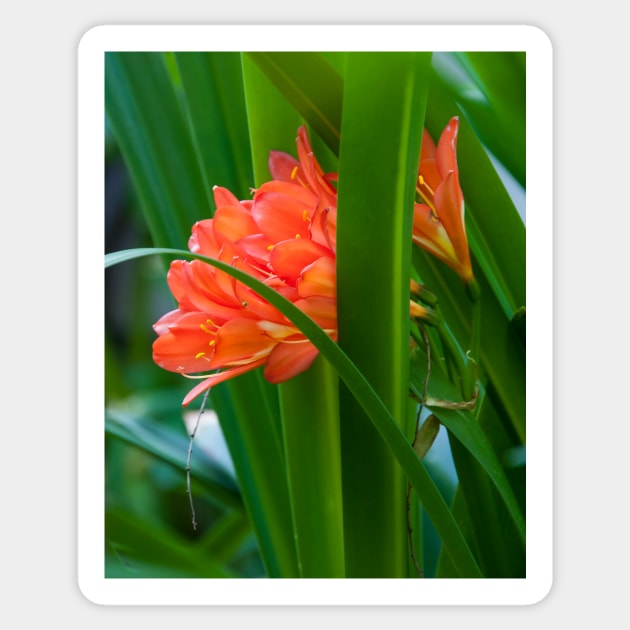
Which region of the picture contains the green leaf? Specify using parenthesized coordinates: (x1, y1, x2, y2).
(240, 54, 304, 184)
(435, 52, 526, 187)
(105, 52, 210, 249)
(410, 344, 526, 544)
(105, 408, 244, 513)
(336, 52, 432, 577)
(208, 371, 299, 578)
(446, 405, 525, 577)
(244, 52, 343, 155)
(198, 510, 257, 568)
(278, 357, 345, 577)
(173, 52, 254, 203)
(106, 508, 233, 578)
(106, 247, 482, 578)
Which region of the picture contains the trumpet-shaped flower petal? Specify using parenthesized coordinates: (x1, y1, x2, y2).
(152, 310, 218, 374)
(251, 183, 318, 243)
(264, 339, 322, 384)
(181, 358, 269, 407)
(412, 117, 474, 284)
(208, 318, 278, 368)
(297, 256, 336, 299)
(269, 238, 332, 286)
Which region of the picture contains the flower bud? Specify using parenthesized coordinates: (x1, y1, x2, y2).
(409, 300, 441, 327)
(413, 414, 441, 459)
(410, 279, 438, 306)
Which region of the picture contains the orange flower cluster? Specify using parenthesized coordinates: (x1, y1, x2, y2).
(153, 120, 473, 405)
(152, 127, 338, 406)
(412, 116, 474, 285)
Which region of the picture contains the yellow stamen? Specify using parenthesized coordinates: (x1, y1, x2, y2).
(302, 209, 309, 222)
(199, 324, 212, 334)
(418, 175, 436, 196)
(267, 244, 275, 251)
(417, 174, 437, 212)
(295, 234, 302, 239)
(208, 339, 215, 347)
(290, 166, 299, 180)
(195, 352, 206, 359)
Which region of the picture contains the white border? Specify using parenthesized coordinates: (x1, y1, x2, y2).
(78, 24, 553, 606)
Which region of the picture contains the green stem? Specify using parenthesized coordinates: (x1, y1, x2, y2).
(435, 317, 467, 397)
(463, 289, 482, 401)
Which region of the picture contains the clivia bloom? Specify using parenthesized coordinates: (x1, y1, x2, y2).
(412, 117, 475, 285)
(152, 128, 337, 406)
(152, 121, 467, 405)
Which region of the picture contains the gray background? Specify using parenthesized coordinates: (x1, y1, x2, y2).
(3, 1, 623, 627)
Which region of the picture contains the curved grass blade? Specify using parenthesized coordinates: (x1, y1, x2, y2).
(106, 247, 483, 577)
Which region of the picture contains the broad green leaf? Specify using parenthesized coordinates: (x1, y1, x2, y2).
(336, 51, 432, 577)
(244, 52, 343, 155)
(278, 358, 345, 577)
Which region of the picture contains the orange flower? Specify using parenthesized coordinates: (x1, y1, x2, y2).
(268, 126, 338, 252)
(412, 117, 474, 284)
(152, 131, 337, 406)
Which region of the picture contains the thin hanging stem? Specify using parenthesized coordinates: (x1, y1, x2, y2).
(186, 388, 211, 531)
